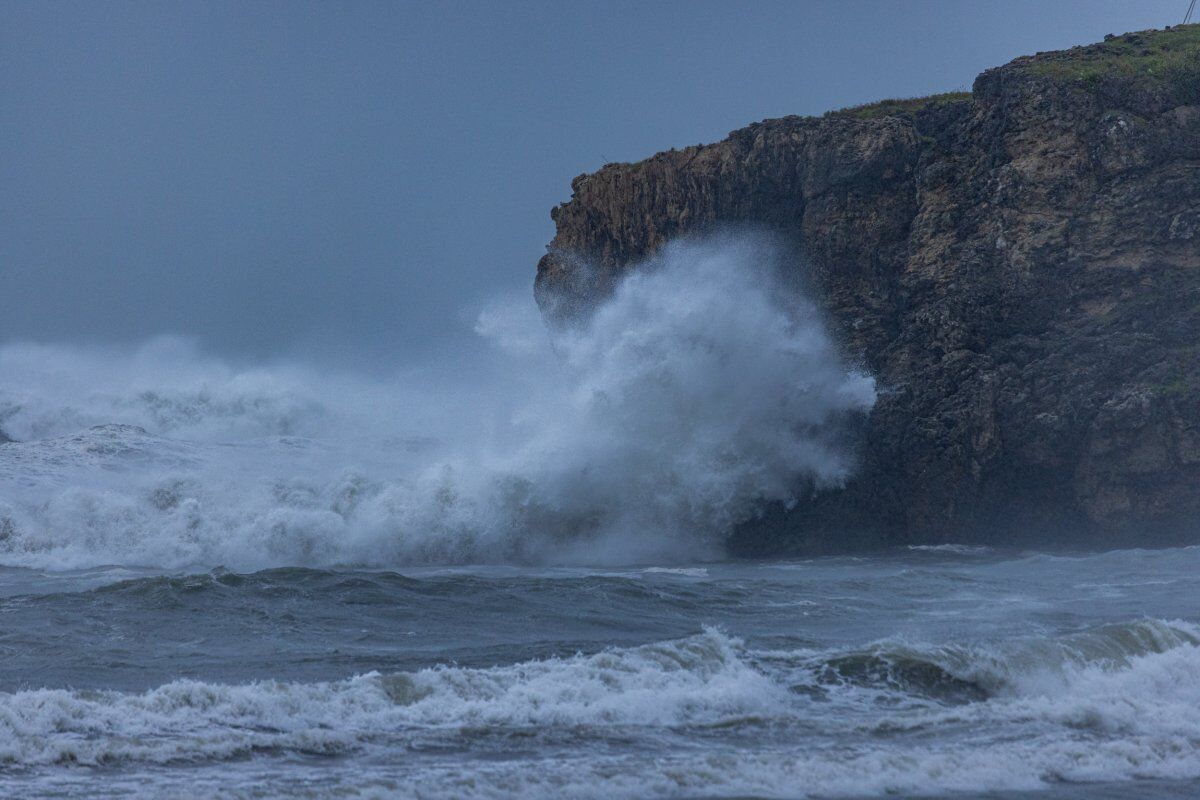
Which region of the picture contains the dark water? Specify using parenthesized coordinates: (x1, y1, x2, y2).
(2, 545, 1199, 799)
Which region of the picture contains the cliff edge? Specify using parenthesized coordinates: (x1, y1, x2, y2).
(535, 27, 1200, 553)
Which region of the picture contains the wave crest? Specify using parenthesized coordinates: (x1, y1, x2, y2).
(4, 620, 1200, 797)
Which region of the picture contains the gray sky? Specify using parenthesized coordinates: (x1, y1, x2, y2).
(1, 1, 1187, 363)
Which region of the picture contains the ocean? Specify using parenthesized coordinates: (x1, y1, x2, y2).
(2, 549, 1200, 798)
(0, 237, 1196, 798)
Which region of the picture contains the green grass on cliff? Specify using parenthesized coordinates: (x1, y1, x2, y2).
(826, 91, 972, 121)
(1026, 24, 1200, 104)
(826, 26, 1200, 122)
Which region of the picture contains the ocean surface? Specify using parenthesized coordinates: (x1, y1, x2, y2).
(2, 547, 1200, 799)
(1, 239, 1196, 798)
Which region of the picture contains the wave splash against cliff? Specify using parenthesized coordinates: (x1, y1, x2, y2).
(0, 235, 874, 569)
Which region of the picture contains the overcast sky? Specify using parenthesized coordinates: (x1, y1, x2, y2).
(1, 1, 1188, 363)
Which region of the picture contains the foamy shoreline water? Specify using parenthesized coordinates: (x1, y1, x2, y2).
(1, 552, 1199, 799)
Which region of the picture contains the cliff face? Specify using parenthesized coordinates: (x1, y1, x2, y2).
(535, 27, 1200, 553)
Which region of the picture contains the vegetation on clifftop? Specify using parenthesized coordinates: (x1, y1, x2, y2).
(1024, 24, 1200, 104)
(825, 91, 972, 121)
(824, 26, 1200, 122)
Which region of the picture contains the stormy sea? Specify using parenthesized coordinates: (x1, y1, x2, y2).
(2, 240, 1198, 799)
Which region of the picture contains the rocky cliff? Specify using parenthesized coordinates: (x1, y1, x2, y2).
(535, 26, 1200, 553)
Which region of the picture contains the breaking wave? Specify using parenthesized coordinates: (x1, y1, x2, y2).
(4, 620, 1200, 798)
(0, 234, 874, 570)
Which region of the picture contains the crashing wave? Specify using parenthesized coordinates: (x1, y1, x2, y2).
(3, 619, 1200, 797)
(0, 235, 874, 569)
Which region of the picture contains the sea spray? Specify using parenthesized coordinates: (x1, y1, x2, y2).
(0, 234, 874, 569)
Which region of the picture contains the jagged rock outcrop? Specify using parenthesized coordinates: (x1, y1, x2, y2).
(535, 27, 1200, 553)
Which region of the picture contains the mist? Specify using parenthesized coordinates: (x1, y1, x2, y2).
(0, 235, 873, 569)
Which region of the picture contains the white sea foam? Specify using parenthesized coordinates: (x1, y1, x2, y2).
(0, 234, 875, 570)
(642, 566, 709, 577)
(906, 544, 994, 555)
(3, 623, 1200, 798)
(0, 629, 779, 766)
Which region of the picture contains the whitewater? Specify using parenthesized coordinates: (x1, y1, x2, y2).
(1, 236, 1198, 798)
(0, 236, 872, 570)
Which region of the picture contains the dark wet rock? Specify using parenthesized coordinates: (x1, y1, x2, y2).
(534, 26, 1200, 554)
